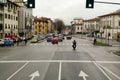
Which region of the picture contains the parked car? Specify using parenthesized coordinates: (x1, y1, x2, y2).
(47, 37, 52, 42)
(30, 38, 38, 43)
(0, 39, 4, 47)
(2, 38, 14, 46)
(51, 37, 58, 44)
(58, 36, 63, 42)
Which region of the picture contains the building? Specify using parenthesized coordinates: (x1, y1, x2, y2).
(99, 10, 120, 39)
(0, 1, 5, 38)
(34, 17, 52, 35)
(3, 0, 19, 38)
(71, 17, 84, 34)
(18, 7, 33, 37)
(84, 17, 100, 37)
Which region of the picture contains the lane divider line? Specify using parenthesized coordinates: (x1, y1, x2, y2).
(93, 62, 112, 80)
(0, 60, 120, 63)
(58, 61, 62, 80)
(6, 62, 29, 80)
(99, 64, 120, 80)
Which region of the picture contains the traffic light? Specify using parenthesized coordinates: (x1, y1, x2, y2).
(86, 0, 94, 8)
(27, 0, 35, 8)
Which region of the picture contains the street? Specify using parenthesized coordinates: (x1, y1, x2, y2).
(0, 37, 120, 80)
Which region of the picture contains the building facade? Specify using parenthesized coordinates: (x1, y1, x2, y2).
(99, 10, 120, 39)
(0, 1, 4, 38)
(71, 17, 84, 34)
(3, 0, 19, 38)
(18, 7, 33, 37)
(34, 17, 52, 35)
(84, 17, 100, 36)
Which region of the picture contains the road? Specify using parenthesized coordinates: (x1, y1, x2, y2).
(0, 37, 120, 80)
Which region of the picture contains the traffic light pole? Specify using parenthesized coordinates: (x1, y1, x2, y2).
(94, 1, 120, 5)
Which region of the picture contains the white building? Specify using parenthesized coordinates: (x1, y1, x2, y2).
(84, 17, 100, 36)
(3, 0, 19, 37)
(71, 17, 84, 34)
(99, 10, 120, 39)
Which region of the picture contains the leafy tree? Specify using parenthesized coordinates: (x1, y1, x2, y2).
(54, 19, 65, 33)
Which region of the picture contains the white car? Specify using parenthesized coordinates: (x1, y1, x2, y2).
(0, 39, 4, 46)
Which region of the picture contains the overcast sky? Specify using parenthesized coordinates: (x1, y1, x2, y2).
(31, 0, 120, 25)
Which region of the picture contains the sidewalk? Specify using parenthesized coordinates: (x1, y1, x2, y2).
(74, 35, 120, 47)
(88, 37, 120, 47)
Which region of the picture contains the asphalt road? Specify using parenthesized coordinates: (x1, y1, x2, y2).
(0, 37, 120, 80)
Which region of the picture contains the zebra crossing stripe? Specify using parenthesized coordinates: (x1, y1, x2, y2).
(29, 43, 93, 46)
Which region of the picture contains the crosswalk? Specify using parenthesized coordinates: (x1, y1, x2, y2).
(29, 43, 93, 46)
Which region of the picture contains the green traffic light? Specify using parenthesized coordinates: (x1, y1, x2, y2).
(29, 3, 33, 7)
(86, 0, 94, 8)
(27, 0, 35, 8)
(88, 4, 92, 8)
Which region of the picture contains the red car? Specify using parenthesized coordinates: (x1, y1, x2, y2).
(51, 37, 58, 44)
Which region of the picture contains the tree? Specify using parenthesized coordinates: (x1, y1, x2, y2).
(54, 19, 65, 34)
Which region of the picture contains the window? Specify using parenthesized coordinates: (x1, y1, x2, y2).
(119, 21, 120, 26)
(8, 14, 10, 19)
(5, 14, 7, 18)
(8, 24, 10, 29)
(14, 25, 15, 29)
(77, 27, 79, 30)
(16, 17, 18, 21)
(5, 24, 7, 29)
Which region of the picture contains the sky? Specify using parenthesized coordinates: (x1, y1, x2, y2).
(29, 0, 120, 25)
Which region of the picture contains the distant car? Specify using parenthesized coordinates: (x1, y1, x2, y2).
(47, 37, 52, 42)
(58, 36, 63, 42)
(51, 37, 58, 44)
(0, 39, 4, 47)
(66, 35, 72, 40)
(30, 38, 38, 43)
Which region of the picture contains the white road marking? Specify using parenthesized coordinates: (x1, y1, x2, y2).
(6, 62, 29, 80)
(0, 60, 92, 63)
(99, 64, 120, 80)
(29, 71, 40, 80)
(0, 60, 120, 63)
(30, 43, 93, 46)
(58, 61, 62, 80)
(93, 62, 112, 80)
(79, 70, 88, 80)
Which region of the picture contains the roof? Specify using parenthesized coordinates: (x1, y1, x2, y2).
(99, 11, 120, 17)
(84, 17, 100, 22)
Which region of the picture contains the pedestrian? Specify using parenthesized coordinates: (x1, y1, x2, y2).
(24, 38, 28, 45)
(93, 38, 97, 45)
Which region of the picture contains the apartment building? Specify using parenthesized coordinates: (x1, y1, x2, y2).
(84, 17, 100, 36)
(34, 17, 52, 35)
(99, 10, 120, 39)
(3, 0, 19, 38)
(71, 17, 84, 34)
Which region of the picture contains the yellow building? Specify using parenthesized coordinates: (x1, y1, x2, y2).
(34, 17, 52, 35)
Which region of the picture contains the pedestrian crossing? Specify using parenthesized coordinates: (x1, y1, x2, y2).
(29, 43, 93, 46)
